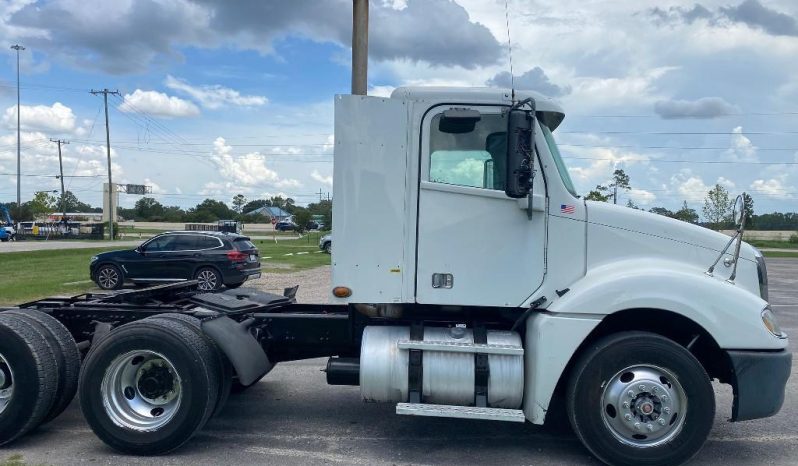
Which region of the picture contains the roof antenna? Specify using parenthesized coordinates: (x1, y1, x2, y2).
(504, 0, 515, 103)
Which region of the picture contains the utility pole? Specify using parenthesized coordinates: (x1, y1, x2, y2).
(50, 139, 69, 223)
(352, 0, 368, 95)
(90, 88, 120, 240)
(318, 188, 324, 202)
(11, 44, 24, 218)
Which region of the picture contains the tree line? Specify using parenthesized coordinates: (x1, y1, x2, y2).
(2, 193, 332, 231)
(583, 169, 796, 231)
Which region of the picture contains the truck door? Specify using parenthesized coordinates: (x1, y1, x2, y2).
(415, 105, 546, 307)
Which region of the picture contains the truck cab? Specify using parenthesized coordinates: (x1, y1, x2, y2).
(330, 87, 790, 465)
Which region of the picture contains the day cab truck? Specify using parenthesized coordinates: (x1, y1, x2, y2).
(0, 87, 790, 466)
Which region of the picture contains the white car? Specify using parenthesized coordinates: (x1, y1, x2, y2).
(319, 234, 331, 253)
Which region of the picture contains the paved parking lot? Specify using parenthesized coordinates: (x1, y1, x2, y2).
(2, 259, 795, 465)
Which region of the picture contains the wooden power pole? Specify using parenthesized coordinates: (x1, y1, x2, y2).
(90, 88, 120, 240)
(352, 0, 368, 95)
(50, 138, 69, 222)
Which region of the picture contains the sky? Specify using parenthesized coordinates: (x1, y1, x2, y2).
(0, 0, 797, 215)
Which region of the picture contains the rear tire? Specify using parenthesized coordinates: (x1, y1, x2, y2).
(96, 264, 123, 290)
(0, 313, 59, 446)
(146, 314, 232, 418)
(3, 310, 80, 423)
(79, 318, 220, 454)
(566, 331, 714, 466)
(322, 242, 331, 253)
(194, 267, 222, 291)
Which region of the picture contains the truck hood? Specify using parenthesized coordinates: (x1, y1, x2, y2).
(585, 201, 757, 263)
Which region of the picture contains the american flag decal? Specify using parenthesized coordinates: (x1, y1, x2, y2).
(560, 204, 575, 214)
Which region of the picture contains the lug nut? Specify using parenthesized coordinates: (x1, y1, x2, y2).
(658, 418, 666, 425)
(634, 422, 641, 430)
(647, 423, 654, 431)
(661, 395, 669, 402)
(624, 414, 632, 421)
(651, 386, 658, 393)
(639, 384, 647, 391)
(663, 407, 671, 414)
(628, 390, 635, 398)
(623, 402, 630, 409)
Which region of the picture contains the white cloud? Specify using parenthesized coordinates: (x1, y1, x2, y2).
(310, 170, 333, 186)
(368, 85, 396, 98)
(2, 102, 76, 133)
(119, 89, 200, 118)
(274, 178, 302, 189)
(670, 169, 710, 203)
(165, 75, 268, 109)
(750, 177, 794, 199)
(716, 176, 737, 190)
(725, 126, 758, 162)
(563, 67, 678, 112)
(627, 188, 657, 205)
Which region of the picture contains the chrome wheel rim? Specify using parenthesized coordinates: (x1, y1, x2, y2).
(196, 270, 217, 291)
(600, 365, 687, 448)
(101, 350, 182, 432)
(98, 267, 119, 289)
(0, 353, 13, 415)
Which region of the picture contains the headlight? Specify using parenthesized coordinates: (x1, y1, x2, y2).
(90, 256, 99, 263)
(761, 307, 784, 338)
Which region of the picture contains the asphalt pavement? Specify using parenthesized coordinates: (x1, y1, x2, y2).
(1, 259, 796, 465)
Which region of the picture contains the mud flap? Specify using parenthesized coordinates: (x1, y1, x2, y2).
(201, 316, 273, 386)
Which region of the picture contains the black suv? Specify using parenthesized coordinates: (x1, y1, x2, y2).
(90, 231, 261, 291)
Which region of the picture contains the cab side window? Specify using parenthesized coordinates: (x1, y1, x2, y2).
(428, 112, 507, 191)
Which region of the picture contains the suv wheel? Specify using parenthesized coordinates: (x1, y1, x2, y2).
(96, 265, 123, 290)
(194, 268, 221, 291)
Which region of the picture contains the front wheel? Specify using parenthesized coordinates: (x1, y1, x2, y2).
(566, 331, 715, 466)
(96, 264, 123, 290)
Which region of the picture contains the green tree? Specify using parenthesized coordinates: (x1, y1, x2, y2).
(625, 199, 639, 210)
(29, 191, 57, 217)
(649, 206, 674, 218)
(232, 194, 247, 214)
(292, 207, 313, 233)
(702, 184, 731, 230)
(583, 169, 631, 203)
(742, 192, 754, 228)
(60, 191, 94, 212)
(673, 201, 699, 224)
(134, 197, 165, 221)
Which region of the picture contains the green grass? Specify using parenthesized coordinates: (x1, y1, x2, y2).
(762, 250, 798, 258)
(0, 247, 118, 306)
(747, 239, 798, 249)
(0, 238, 330, 306)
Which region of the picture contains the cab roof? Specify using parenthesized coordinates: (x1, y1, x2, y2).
(390, 86, 565, 130)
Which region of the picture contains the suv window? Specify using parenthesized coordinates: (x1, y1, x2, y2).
(233, 239, 256, 251)
(429, 111, 507, 190)
(144, 235, 179, 252)
(196, 236, 222, 250)
(173, 235, 199, 251)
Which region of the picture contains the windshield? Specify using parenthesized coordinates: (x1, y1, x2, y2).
(540, 123, 577, 197)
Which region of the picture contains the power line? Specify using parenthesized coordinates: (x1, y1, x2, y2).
(562, 156, 798, 165)
(558, 143, 798, 152)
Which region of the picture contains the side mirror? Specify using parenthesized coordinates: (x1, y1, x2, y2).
(505, 108, 535, 199)
(439, 108, 481, 134)
(731, 194, 745, 228)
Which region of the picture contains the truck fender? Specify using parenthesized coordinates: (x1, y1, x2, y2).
(201, 316, 273, 386)
(522, 312, 601, 424)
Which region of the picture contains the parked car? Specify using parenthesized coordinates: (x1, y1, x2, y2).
(275, 221, 296, 231)
(90, 231, 261, 291)
(306, 220, 320, 230)
(0, 228, 9, 242)
(319, 233, 331, 253)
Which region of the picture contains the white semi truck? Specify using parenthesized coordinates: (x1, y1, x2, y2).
(0, 87, 790, 466)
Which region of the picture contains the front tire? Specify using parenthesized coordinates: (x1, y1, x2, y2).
(566, 331, 714, 466)
(79, 319, 220, 454)
(96, 264, 123, 290)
